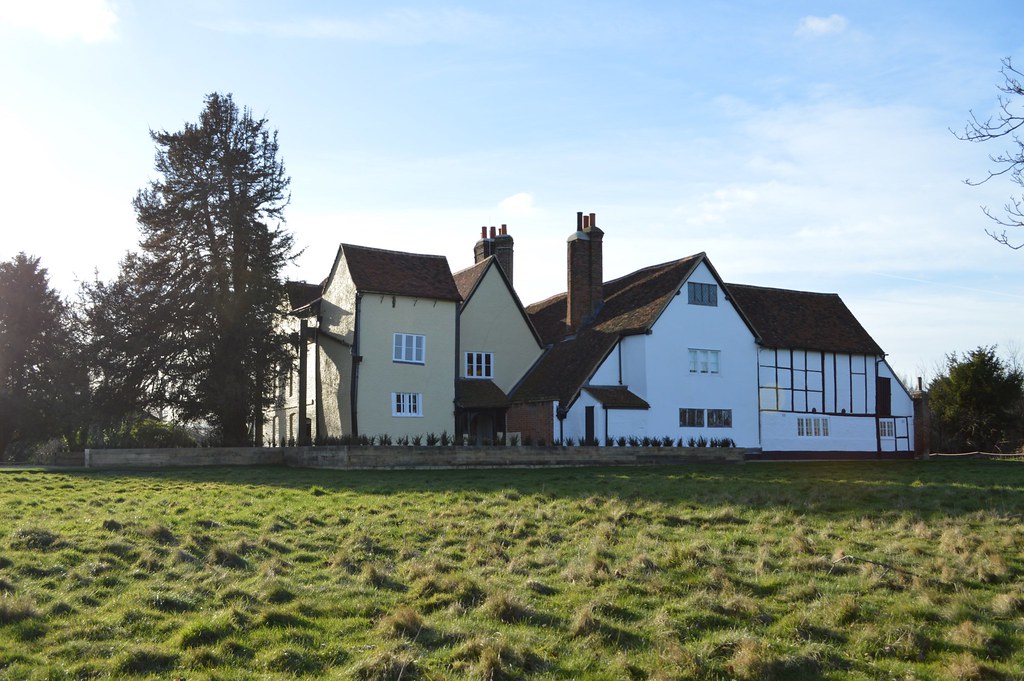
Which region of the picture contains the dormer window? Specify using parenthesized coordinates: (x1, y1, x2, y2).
(687, 282, 718, 306)
(465, 351, 493, 379)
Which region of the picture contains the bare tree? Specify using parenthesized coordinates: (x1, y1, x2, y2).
(955, 57, 1024, 249)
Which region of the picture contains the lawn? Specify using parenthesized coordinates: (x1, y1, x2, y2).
(0, 460, 1021, 679)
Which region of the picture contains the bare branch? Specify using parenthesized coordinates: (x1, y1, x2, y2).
(955, 57, 1024, 249)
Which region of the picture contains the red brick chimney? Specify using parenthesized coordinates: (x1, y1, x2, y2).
(474, 225, 514, 285)
(566, 211, 603, 332)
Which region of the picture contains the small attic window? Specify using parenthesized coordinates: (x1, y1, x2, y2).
(687, 282, 718, 306)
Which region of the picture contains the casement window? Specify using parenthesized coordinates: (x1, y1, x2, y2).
(392, 392, 423, 417)
(680, 408, 733, 428)
(797, 416, 830, 437)
(878, 419, 895, 438)
(687, 282, 718, 306)
(393, 333, 425, 364)
(465, 351, 494, 379)
(689, 349, 721, 374)
(679, 408, 704, 427)
(707, 409, 732, 428)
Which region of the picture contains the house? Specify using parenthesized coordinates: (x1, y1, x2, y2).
(453, 226, 545, 444)
(727, 284, 915, 455)
(263, 281, 322, 446)
(508, 212, 917, 456)
(510, 212, 760, 447)
(264, 211, 919, 457)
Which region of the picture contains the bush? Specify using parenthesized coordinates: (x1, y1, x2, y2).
(91, 418, 197, 449)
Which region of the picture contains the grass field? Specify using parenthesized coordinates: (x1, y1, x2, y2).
(0, 460, 1021, 680)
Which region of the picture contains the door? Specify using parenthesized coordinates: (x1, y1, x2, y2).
(585, 406, 595, 446)
(876, 377, 892, 417)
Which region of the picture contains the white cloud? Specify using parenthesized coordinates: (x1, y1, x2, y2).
(498, 192, 536, 217)
(0, 0, 117, 42)
(796, 14, 848, 38)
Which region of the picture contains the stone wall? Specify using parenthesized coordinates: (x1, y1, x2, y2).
(84, 445, 750, 469)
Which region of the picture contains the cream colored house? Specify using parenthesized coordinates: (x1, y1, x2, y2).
(311, 244, 462, 440)
(453, 226, 544, 443)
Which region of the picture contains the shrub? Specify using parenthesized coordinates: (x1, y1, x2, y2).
(426, 433, 439, 446)
(627, 436, 639, 447)
(412, 434, 423, 446)
(563, 436, 575, 447)
(91, 418, 197, 449)
(617, 436, 627, 447)
(377, 434, 392, 446)
(440, 430, 450, 446)
(396, 435, 409, 446)
(509, 434, 520, 446)
(661, 436, 674, 447)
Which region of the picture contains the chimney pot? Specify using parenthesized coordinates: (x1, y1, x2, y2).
(490, 226, 497, 238)
(582, 214, 590, 230)
(917, 376, 923, 391)
(577, 211, 583, 230)
(589, 213, 596, 229)
(500, 224, 507, 235)
(480, 226, 487, 239)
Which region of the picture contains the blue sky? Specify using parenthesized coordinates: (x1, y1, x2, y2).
(2, 0, 1022, 382)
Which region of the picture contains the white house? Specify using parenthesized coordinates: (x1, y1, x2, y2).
(265, 211, 921, 457)
(508, 212, 918, 456)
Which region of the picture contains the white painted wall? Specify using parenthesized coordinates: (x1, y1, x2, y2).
(758, 353, 915, 452)
(558, 261, 760, 447)
(761, 412, 879, 452)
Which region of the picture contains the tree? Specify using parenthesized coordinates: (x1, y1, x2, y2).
(955, 57, 1024, 249)
(0, 254, 87, 457)
(83, 93, 294, 445)
(928, 346, 1024, 452)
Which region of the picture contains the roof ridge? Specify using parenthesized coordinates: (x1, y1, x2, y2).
(341, 243, 449, 260)
(726, 282, 841, 297)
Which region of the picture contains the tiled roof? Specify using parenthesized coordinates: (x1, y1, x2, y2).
(513, 255, 703, 404)
(452, 258, 490, 300)
(457, 379, 509, 409)
(583, 386, 650, 409)
(341, 244, 462, 302)
(285, 281, 323, 312)
(726, 283, 884, 355)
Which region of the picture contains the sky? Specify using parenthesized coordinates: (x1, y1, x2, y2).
(2, 0, 1023, 383)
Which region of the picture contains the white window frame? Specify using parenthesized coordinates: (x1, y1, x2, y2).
(688, 349, 721, 374)
(465, 351, 494, 379)
(392, 392, 423, 417)
(797, 416, 830, 437)
(879, 419, 895, 438)
(393, 333, 425, 364)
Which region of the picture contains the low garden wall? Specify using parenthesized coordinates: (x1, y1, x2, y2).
(84, 445, 750, 469)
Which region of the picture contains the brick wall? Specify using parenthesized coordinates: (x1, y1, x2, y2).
(506, 402, 554, 443)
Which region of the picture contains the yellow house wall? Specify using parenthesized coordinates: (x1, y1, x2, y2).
(459, 266, 543, 393)
(356, 294, 458, 438)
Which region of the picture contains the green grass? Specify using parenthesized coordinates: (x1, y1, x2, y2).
(0, 461, 1021, 679)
